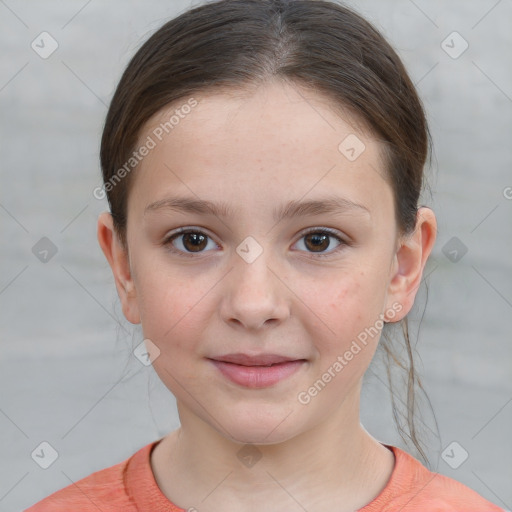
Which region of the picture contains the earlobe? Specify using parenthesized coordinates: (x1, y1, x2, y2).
(97, 212, 141, 324)
(385, 207, 437, 321)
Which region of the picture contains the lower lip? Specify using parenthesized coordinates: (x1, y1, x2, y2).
(209, 359, 306, 388)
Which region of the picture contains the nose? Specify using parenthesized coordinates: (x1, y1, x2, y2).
(219, 248, 291, 331)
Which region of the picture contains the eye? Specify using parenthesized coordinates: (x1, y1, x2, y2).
(163, 228, 219, 257)
(292, 228, 346, 257)
(163, 227, 348, 259)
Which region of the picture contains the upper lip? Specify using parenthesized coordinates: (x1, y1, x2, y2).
(209, 353, 305, 366)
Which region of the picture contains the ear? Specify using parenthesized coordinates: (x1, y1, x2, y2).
(97, 212, 141, 324)
(384, 207, 437, 321)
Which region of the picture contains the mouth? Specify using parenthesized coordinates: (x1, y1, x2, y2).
(209, 353, 306, 366)
(207, 353, 307, 388)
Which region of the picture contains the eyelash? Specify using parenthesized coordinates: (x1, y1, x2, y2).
(162, 227, 348, 259)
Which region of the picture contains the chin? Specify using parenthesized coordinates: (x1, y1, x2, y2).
(216, 407, 304, 446)
(225, 428, 294, 446)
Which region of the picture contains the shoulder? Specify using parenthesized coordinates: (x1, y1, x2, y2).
(24, 442, 154, 512)
(365, 445, 506, 512)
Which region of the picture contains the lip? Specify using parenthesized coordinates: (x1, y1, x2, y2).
(210, 353, 303, 366)
(208, 353, 307, 388)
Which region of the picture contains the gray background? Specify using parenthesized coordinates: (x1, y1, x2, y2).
(1, 1, 511, 510)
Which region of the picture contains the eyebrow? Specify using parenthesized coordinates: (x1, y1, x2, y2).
(144, 194, 371, 222)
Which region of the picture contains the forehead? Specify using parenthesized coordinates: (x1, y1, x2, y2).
(131, 80, 392, 218)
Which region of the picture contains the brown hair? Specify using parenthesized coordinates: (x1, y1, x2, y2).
(100, 0, 437, 466)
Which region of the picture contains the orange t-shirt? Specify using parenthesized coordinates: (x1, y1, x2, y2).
(25, 439, 505, 511)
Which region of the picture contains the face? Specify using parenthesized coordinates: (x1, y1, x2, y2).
(99, 80, 435, 445)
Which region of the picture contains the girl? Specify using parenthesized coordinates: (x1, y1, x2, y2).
(26, 0, 505, 510)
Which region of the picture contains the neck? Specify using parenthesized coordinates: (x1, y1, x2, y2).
(151, 386, 395, 512)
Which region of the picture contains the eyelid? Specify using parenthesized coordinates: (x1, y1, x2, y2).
(163, 226, 216, 243)
(298, 226, 348, 243)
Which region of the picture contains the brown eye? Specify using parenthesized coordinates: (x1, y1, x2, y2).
(304, 232, 331, 252)
(181, 232, 208, 252)
(293, 228, 345, 258)
(164, 229, 218, 256)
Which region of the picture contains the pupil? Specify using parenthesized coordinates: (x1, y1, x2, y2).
(307, 233, 329, 252)
(185, 233, 206, 251)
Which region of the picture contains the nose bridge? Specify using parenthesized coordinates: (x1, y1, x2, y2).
(220, 235, 289, 328)
(233, 235, 278, 298)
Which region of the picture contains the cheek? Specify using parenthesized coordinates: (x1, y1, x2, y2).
(324, 270, 384, 327)
(134, 262, 211, 355)
(315, 272, 386, 366)
(136, 270, 214, 393)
